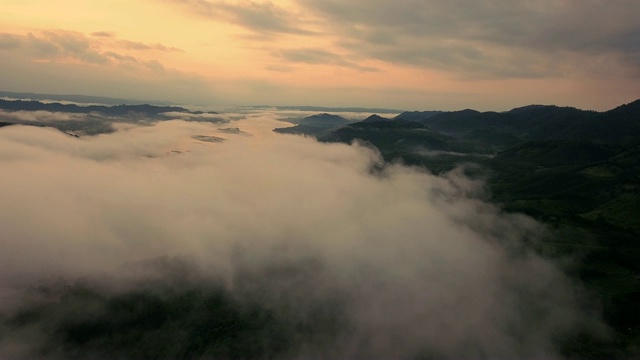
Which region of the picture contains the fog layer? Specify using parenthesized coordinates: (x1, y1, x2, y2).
(0, 115, 598, 358)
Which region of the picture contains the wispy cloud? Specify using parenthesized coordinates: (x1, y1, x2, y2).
(0, 30, 180, 73)
(90, 31, 117, 38)
(0, 30, 215, 107)
(276, 47, 378, 72)
(163, 0, 314, 36)
(0, 110, 87, 123)
(264, 63, 295, 72)
(0, 33, 22, 49)
(117, 39, 184, 52)
(159, 0, 640, 78)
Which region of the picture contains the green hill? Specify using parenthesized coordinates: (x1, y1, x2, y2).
(312, 99, 640, 356)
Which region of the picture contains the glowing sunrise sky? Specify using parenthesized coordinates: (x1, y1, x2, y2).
(1, 0, 639, 110)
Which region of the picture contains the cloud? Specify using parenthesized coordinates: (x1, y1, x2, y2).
(0, 33, 21, 49)
(0, 30, 105, 63)
(0, 49, 216, 107)
(0, 110, 87, 123)
(0, 30, 215, 104)
(276, 47, 378, 72)
(0, 30, 181, 68)
(264, 63, 295, 72)
(116, 39, 184, 52)
(103, 50, 139, 64)
(163, 0, 314, 36)
(161, 111, 230, 122)
(90, 31, 117, 38)
(296, 0, 640, 78)
(229, 106, 397, 122)
(38, 30, 108, 63)
(161, 0, 640, 78)
(219, 1, 314, 36)
(0, 114, 603, 358)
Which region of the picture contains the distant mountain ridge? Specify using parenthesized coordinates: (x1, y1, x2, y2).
(360, 114, 391, 123)
(392, 110, 443, 121)
(0, 99, 204, 118)
(392, 101, 640, 145)
(272, 100, 640, 163)
(298, 113, 350, 126)
(239, 105, 404, 114)
(0, 90, 175, 106)
(304, 98, 640, 235)
(273, 113, 351, 137)
(0, 98, 223, 135)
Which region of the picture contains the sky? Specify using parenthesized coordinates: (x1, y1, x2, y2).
(1, 0, 639, 110)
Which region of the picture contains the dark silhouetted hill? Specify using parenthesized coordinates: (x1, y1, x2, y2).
(393, 110, 443, 122)
(312, 100, 640, 355)
(0, 99, 224, 135)
(273, 113, 350, 137)
(0, 99, 200, 118)
(0, 90, 175, 106)
(360, 114, 391, 123)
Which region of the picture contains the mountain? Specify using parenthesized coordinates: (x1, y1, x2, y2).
(493, 140, 619, 166)
(565, 100, 640, 144)
(241, 105, 404, 114)
(298, 113, 349, 126)
(273, 113, 350, 137)
(0, 90, 175, 106)
(306, 100, 640, 354)
(401, 103, 640, 146)
(327, 101, 640, 156)
(319, 118, 478, 173)
(393, 110, 443, 122)
(0, 99, 198, 118)
(360, 114, 391, 123)
(0, 99, 224, 135)
(408, 107, 589, 141)
(316, 100, 640, 213)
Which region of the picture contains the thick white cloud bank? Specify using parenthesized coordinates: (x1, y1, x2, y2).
(0, 114, 599, 358)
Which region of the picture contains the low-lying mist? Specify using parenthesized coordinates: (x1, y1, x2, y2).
(0, 114, 603, 359)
